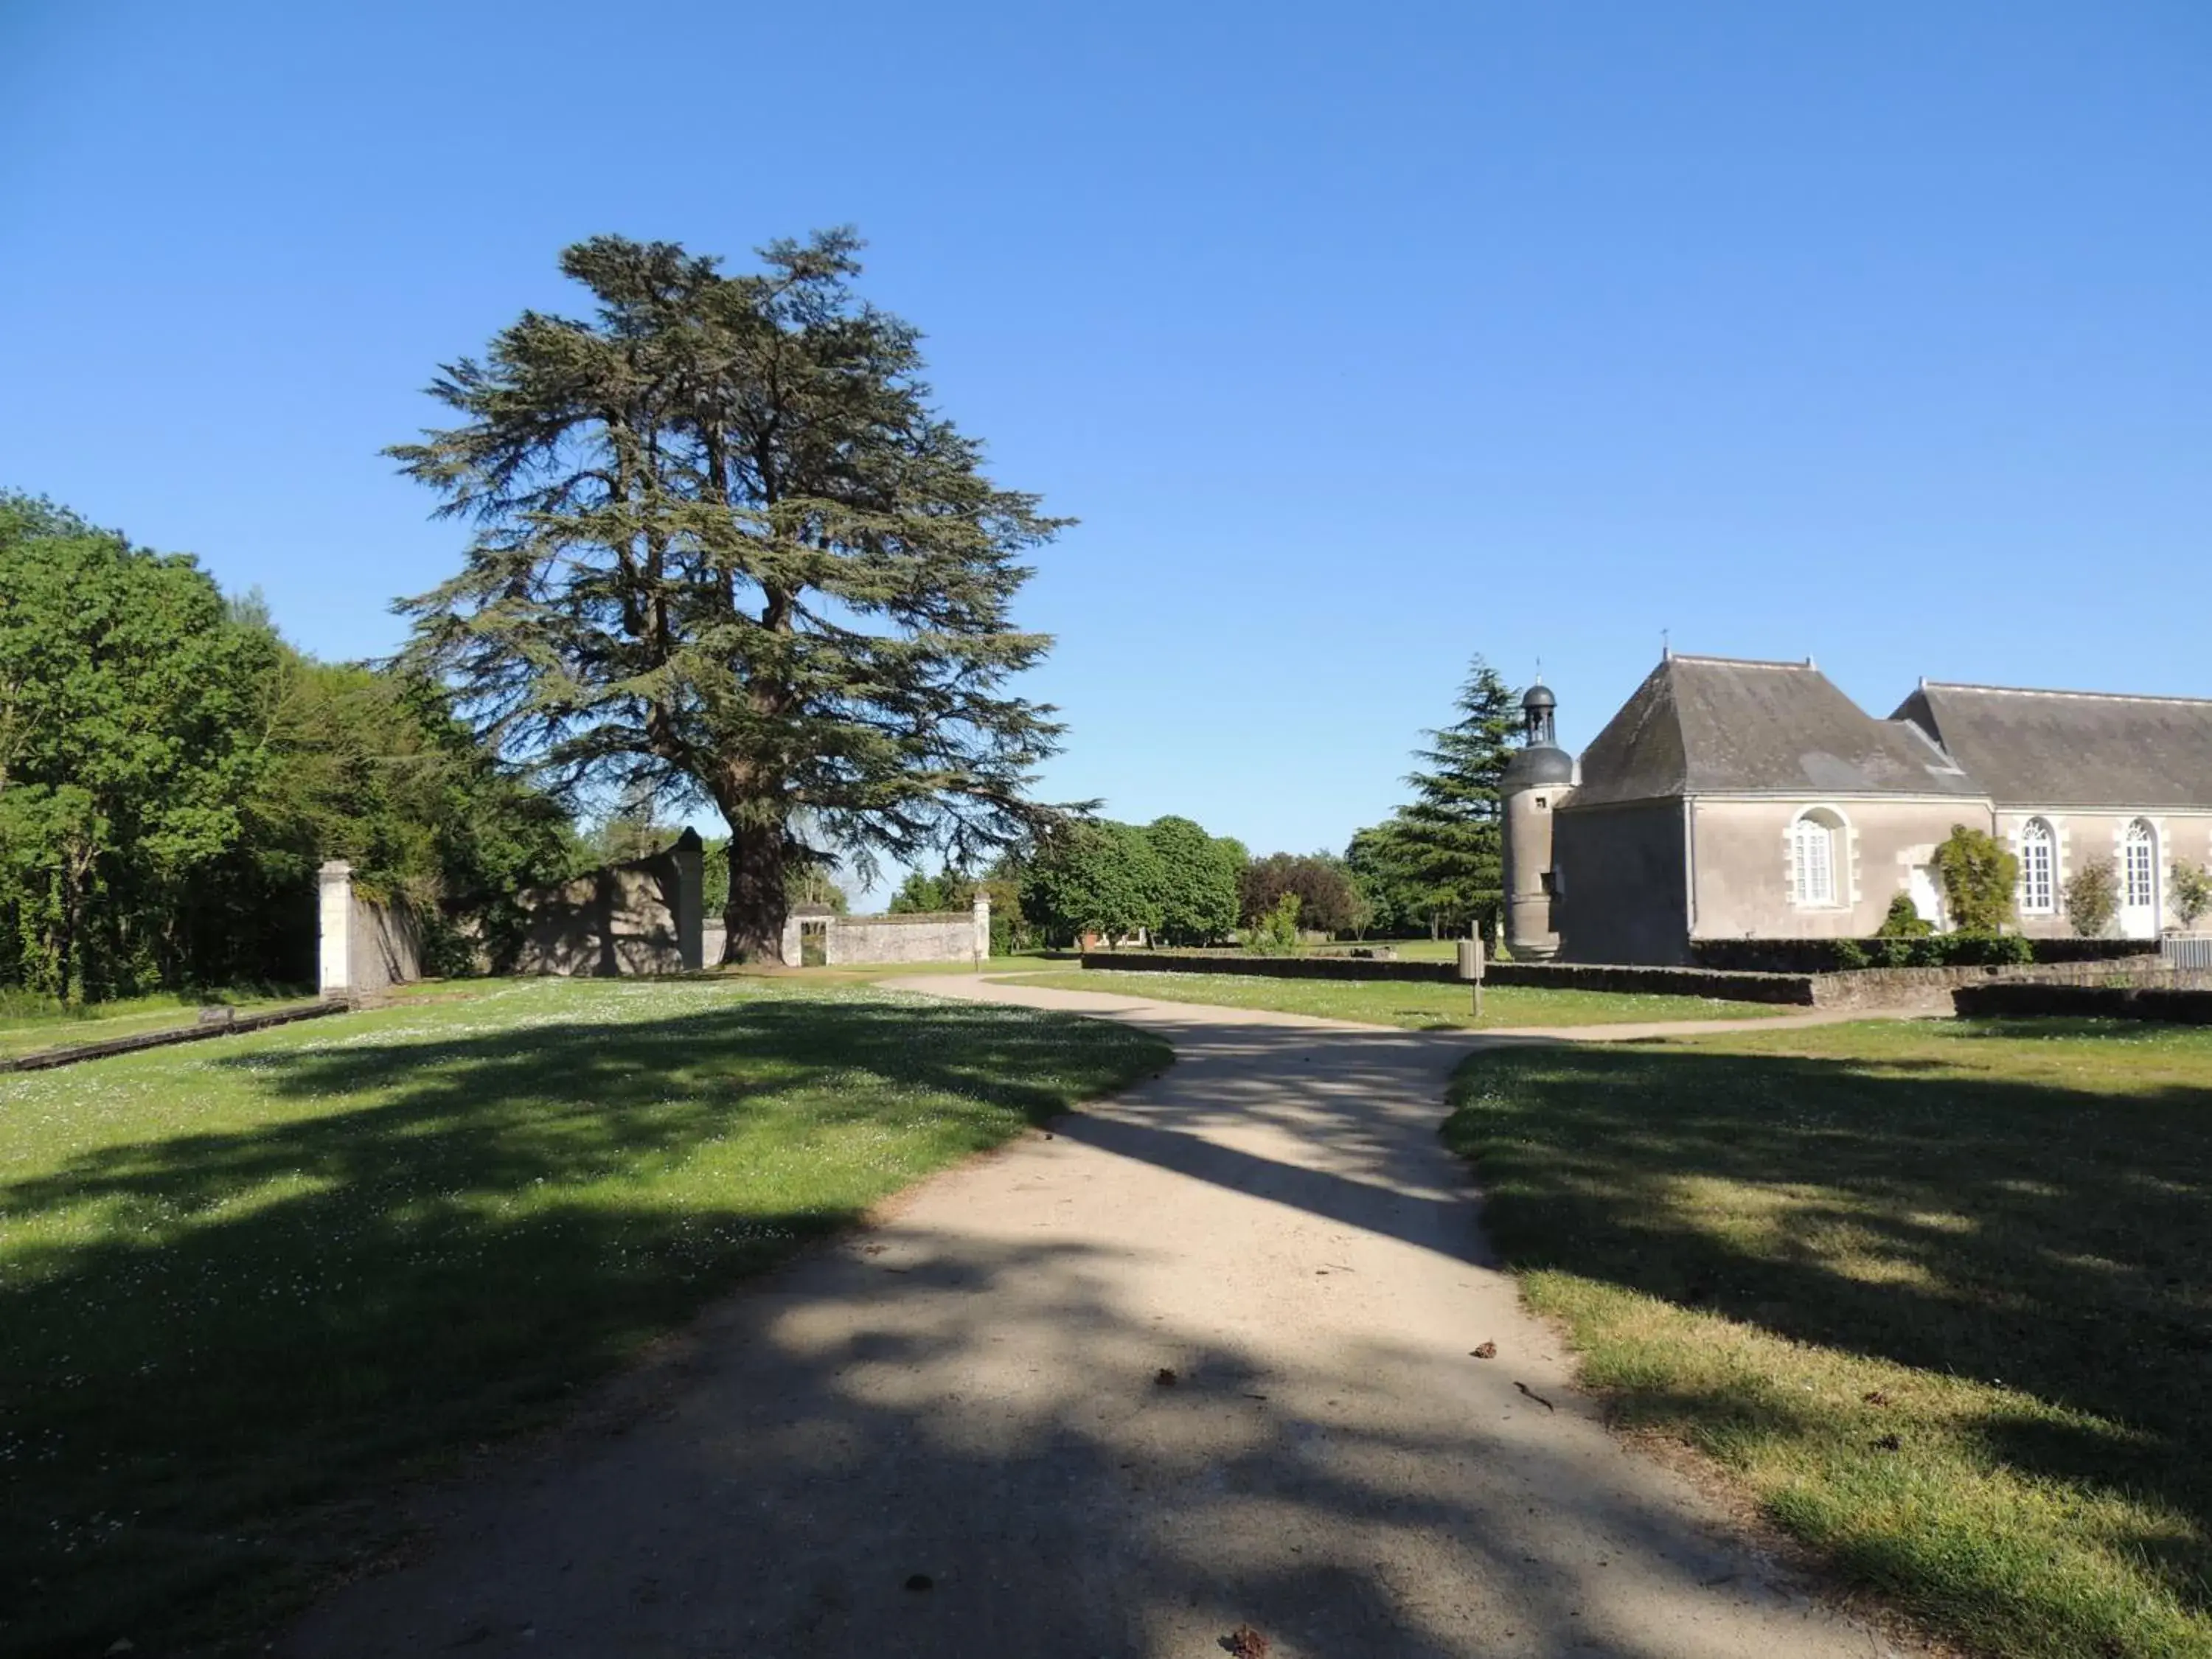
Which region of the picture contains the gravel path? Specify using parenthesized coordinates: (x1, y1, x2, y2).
(283, 977, 1910, 1658)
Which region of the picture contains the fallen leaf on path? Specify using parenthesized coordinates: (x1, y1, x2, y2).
(1154, 1367, 1180, 1387)
(1220, 1624, 1271, 1657)
(1471, 1341, 1498, 1359)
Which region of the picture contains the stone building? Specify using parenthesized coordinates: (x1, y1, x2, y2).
(1501, 654, 2212, 964)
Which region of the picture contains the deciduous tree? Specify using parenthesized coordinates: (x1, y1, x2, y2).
(1239, 852, 1360, 935)
(1144, 815, 1242, 945)
(1019, 821, 1162, 946)
(0, 495, 274, 998)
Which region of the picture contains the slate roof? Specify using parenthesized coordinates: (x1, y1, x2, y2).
(1569, 655, 1985, 807)
(1893, 682, 2212, 810)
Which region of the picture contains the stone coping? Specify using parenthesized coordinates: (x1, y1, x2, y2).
(0, 998, 347, 1074)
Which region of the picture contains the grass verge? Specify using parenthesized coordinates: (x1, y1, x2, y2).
(0, 988, 306, 1062)
(0, 977, 1166, 1658)
(1443, 1016, 2212, 1658)
(999, 968, 1795, 1029)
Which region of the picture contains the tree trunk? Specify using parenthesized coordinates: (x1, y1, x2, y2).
(720, 821, 788, 964)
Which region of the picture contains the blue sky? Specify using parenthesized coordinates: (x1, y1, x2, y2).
(4, 1, 2207, 894)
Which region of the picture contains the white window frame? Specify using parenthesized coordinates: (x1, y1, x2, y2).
(2124, 818, 2159, 912)
(1789, 807, 1848, 910)
(2019, 818, 2056, 915)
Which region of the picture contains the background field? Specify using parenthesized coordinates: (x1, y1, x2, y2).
(1444, 1018, 2212, 1659)
(0, 978, 1166, 1658)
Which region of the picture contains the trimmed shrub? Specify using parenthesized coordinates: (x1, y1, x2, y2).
(2171, 860, 2212, 932)
(2065, 858, 2120, 939)
(1875, 892, 1935, 939)
(1933, 825, 2020, 936)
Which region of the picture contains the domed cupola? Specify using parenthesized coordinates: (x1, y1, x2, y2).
(1500, 675, 1574, 960)
(1502, 680, 1575, 791)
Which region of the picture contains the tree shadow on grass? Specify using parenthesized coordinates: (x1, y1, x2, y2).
(0, 992, 1164, 1658)
(1445, 1029, 2212, 1614)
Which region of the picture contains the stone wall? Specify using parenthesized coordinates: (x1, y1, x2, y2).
(780, 898, 990, 967)
(1071, 950, 1820, 1005)
(1065, 947, 2212, 1011)
(512, 832, 705, 977)
(316, 860, 423, 997)
(1691, 937, 2160, 973)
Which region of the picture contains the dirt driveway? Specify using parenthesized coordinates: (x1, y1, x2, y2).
(284, 977, 1904, 1658)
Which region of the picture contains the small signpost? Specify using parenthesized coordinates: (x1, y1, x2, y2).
(1455, 935, 1486, 1020)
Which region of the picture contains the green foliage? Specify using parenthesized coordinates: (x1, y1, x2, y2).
(2065, 858, 2120, 939)
(1143, 815, 1242, 946)
(1973, 933, 2036, 966)
(888, 869, 967, 914)
(1875, 891, 1935, 939)
(0, 491, 578, 1001)
(1239, 851, 1360, 933)
(2171, 861, 2212, 931)
(234, 653, 580, 978)
(1862, 934, 2033, 970)
(1933, 824, 2020, 936)
(1019, 821, 1164, 946)
(1344, 818, 1436, 936)
(1242, 891, 1303, 955)
(1394, 655, 1520, 935)
(1343, 653, 1520, 939)
(0, 495, 278, 998)
(392, 232, 1068, 961)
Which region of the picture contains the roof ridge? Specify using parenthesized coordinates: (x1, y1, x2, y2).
(1924, 679, 2212, 707)
(1666, 653, 1818, 670)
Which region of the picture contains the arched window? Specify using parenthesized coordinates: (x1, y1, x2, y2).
(2019, 818, 2056, 914)
(1790, 808, 1846, 908)
(2124, 819, 2159, 917)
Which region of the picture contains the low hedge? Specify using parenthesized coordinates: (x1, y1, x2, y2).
(1953, 981, 2212, 1024)
(1691, 936, 2160, 975)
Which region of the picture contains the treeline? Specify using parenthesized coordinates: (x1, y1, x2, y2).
(0, 493, 580, 1001)
(904, 653, 1524, 950)
(896, 825, 1416, 952)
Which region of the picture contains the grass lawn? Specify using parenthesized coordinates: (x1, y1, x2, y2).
(1444, 1017, 2212, 1658)
(0, 988, 306, 1062)
(998, 968, 1795, 1029)
(0, 977, 1166, 1658)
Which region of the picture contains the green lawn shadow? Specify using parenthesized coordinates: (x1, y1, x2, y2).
(0, 992, 1164, 1658)
(1447, 1028, 2212, 1618)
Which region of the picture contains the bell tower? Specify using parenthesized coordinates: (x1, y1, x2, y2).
(1499, 679, 1575, 959)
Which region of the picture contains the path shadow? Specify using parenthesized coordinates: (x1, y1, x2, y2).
(275, 1230, 1820, 1659)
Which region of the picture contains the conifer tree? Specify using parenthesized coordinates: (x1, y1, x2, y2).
(1392, 655, 1519, 937)
(392, 232, 1068, 960)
